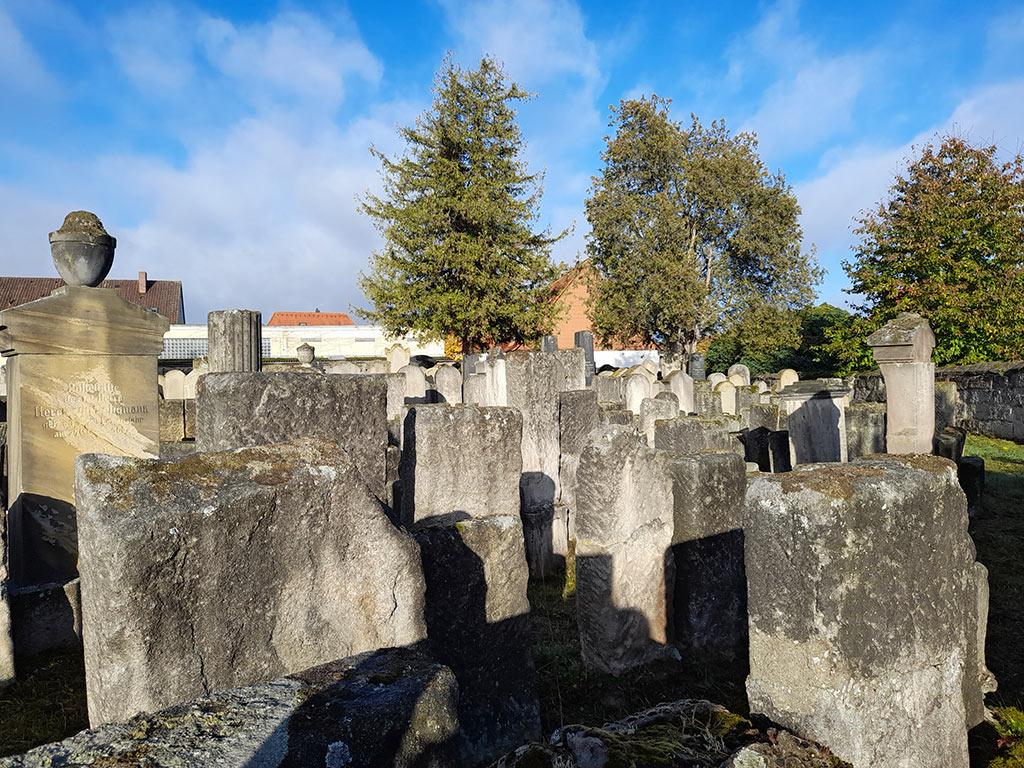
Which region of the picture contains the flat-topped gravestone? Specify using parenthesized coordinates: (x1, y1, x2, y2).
(1, 280, 168, 584)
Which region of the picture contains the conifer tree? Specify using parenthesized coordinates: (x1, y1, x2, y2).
(360, 57, 564, 353)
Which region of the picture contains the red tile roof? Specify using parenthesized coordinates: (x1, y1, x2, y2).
(268, 311, 354, 326)
(0, 276, 185, 323)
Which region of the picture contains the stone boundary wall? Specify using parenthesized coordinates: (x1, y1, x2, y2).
(850, 361, 1024, 443)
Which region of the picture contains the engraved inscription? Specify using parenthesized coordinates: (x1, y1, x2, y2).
(32, 377, 150, 440)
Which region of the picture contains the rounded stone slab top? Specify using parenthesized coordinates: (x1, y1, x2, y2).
(48, 211, 116, 287)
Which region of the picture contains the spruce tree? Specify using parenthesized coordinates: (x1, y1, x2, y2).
(360, 56, 564, 353)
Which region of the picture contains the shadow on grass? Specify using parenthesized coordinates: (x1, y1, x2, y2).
(528, 546, 748, 735)
(0, 648, 87, 757)
(966, 435, 1024, 767)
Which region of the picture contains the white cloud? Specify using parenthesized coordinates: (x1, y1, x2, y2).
(107, 4, 198, 94)
(0, 7, 59, 97)
(796, 80, 1024, 264)
(728, 1, 875, 161)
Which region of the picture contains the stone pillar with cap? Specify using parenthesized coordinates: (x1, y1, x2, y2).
(207, 309, 262, 373)
(867, 313, 936, 454)
(1, 211, 168, 597)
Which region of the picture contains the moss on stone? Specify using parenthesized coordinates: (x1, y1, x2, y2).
(778, 464, 886, 499)
(55, 210, 109, 239)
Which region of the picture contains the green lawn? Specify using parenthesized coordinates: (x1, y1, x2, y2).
(965, 435, 1024, 766)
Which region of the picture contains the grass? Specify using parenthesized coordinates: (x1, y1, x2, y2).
(966, 435, 1024, 767)
(0, 649, 88, 757)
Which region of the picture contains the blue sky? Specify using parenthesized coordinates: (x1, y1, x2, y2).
(2, 0, 1023, 322)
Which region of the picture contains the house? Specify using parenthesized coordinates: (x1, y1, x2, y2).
(549, 261, 655, 361)
(268, 311, 354, 326)
(0, 271, 185, 323)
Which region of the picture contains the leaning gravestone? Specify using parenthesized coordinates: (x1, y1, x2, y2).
(1, 212, 167, 587)
(75, 438, 427, 726)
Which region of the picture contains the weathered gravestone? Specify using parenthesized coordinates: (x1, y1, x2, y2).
(773, 380, 851, 465)
(398, 363, 428, 404)
(1, 213, 167, 586)
(412, 514, 538, 765)
(207, 309, 262, 373)
(867, 312, 936, 454)
(574, 330, 596, 386)
(624, 373, 651, 416)
(0, 647, 459, 768)
(75, 438, 427, 726)
(665, 369, 694, 414)
(575, 425, 675, 675)
(504, 349, 585, 513)
(727, 363, 751, 386)
(195, 372, 387, 500)
(432, 364, 462, 404)
(640, 394, 678, 446)
(400, 405, 522, 525)
(744, 455, 993, 768)
(386, 343, 411, 373)
(688, 353, 706, 381)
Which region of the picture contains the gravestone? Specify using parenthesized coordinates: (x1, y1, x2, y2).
(576, 425, 675, 674)
(1, 212, 167, 585)
(162, 369, 186, 400)
(386, 344, 411, 373)
(707, 372, 727, 388)
(624, 373, 650, 415)
(867, 313, 936, 454)
(777, 368, 799, 391)
(463, 372, 487, 405)
(715, 380, 738, 416)
(574, 330, 596, 386)
(665, 369, 694, 414)
(400, 405, 522, 525)
(745, 455, 987, 767)
(727, 363, 751, 386)
(640, 395, 677, 446)
(207, 309, 262, 373)
(398, 364, 428, 404)
(432, 364, 462, 404)
(485, 352, 508, 407)
(688, 353, 706, 381)
(75, 438, 426, 726)
(540, 335, 558, 353)
(196, 372, 388, 500)
(774, 381, 851, 465)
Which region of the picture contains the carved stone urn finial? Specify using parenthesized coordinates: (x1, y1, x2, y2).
(296, 343, 316, 366)
(48, 211, 116, 287)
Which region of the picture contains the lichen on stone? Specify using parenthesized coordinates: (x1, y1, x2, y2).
(55, 210, 109, 239)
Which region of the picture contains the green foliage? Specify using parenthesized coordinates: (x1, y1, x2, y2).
(360, 56, 564, 352)
(705, 303, 862, 378)
(846, 136, 1024, 365)
(584, 96, 821, 361)
(819, 312, 878, 376)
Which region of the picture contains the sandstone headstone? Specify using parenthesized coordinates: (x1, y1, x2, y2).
(624, 373, 651, 416)
(207, 309, 262, 373)
(576, 426, 675, 674)
(182, 369, 201, 399)
(868, 313, 936, 454)
(158, 399, 185, 443)
(665, 369, 694, 414)
(744, 455, 984, 767)
(413, 514, 538, 765)
(400, 405, 522, 525)
(558, 389, 601, 515)
(1, 284, 167, 583)
(505, 350, 585, 512)
(399, 363, 428, 404)
(432, 364, 462, 405)
(640, 395, 677, 446)
(195, 372, 387, 500)
(777, 368, 799, 390)
(773, 381, 850, 465)
(75, 439, 426, 726)
(463, 372, 487, 405)
(715, 380, 738, 416)
(386, 344, 412, 373)
(654, 416, 742, 457)
(162, 369, 186, 400)
(595, 371, 625, 406)
(727, 363, 751, 386)
(707, 372, 727, 388)
(485, 352, 508, 406)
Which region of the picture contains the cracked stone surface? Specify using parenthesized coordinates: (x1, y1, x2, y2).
(74, 438, 426, 727)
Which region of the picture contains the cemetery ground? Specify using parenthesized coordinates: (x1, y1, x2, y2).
(0, 436, 1021, 763)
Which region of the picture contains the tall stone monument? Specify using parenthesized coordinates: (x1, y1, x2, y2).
(867, 313, 935, 454)
(208, 309, 262, 373)
(574, 330, 596, 386)
(1, 212, 167, 585)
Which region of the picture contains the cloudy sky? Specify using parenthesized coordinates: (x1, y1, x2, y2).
(2, 0, 1023, 322)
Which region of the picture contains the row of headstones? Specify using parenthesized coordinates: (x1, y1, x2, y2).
(572, 414, 994, 768)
